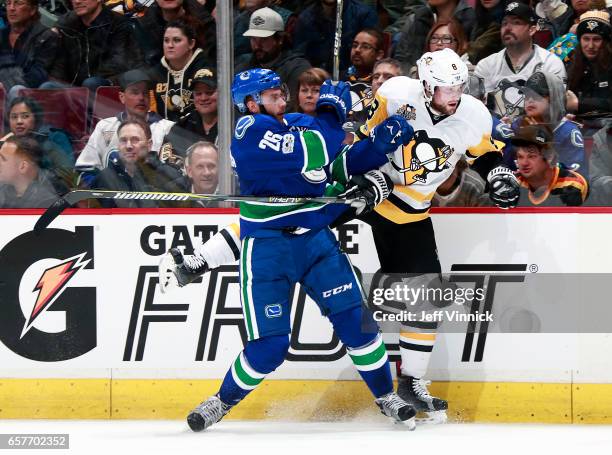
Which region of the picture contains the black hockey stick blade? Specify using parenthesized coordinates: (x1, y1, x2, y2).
(34, 196, 71, 234)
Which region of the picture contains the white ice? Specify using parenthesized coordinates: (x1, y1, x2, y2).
(1, 419, 611, 455)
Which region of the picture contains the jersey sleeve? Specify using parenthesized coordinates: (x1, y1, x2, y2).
(195, 223, 241, 268)
(364, 84, 392, 135)
(464, 98, 505, 164)
(231, 114, 343, 180)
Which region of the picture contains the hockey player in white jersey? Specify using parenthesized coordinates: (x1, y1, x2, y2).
(357, 47, 520, 423)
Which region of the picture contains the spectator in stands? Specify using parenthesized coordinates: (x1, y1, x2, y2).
(537, 0, 592, 38)
(0, 0, 61, 99)
(467, 0, 504, 65)
(153, 20, 212, 122)
(48, 0, 141, 91)
(0, 136, 58, 208)
(296, 67, 330, 116)
(432, 158, 492, 207)
(474, 2, 567, 119)
(92, 118, 181, 207)
(393, 0, 476, 74)
(344, 28, 385, 125)
(234, 0, 297, 60)
(293, 0, 377, 74)
(513, 124, 588, 206)
(2, 97, 75, 193)
(76, 69, 174, 183)
(588, 120, 612, 204)
(137, 0, 216, 67)
(371, 57, 403, 96)
(171, 141, 219, 201)
(566, 10, 612, 118)
(505, 71, 587, 177)
(160, 67, 218, 166)
(408, 18, 469, 77)
(235, 7, 311, 111)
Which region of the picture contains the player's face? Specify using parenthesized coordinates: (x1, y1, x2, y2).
(6, 0, 37, 27)
(193, 83, 218, 116)
(431, 85, 463, 115)
(259, 87, 287, 118)
(9, 103, 35, 136)
(428, 25, 458, 53)
(186, 147, 219, 194)
(524, 93, 549, 121)
(580, 34, 604, 61)
(118, 124, 151, 164)
(163, 27, 195, 66)
(501, 16, 533, 47)
(298, 83, 321, 116)
(120, 82, 149, 118)
(350, 32, 380, 71)
(516, 145, 548, 180)
(0, 142, 22, 185)
(371, 63, 400, 95)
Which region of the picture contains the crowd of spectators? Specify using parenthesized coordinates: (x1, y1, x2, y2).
(0, 0, 611, 208)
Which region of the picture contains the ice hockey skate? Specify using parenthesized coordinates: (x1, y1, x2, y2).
(158, 248, 209, 293)
(397, 375, 448, 424)
(374, 392, 417, 430)
(187, 394, 233, 432)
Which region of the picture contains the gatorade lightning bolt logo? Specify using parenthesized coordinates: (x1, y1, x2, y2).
(21, 253, 90, 339)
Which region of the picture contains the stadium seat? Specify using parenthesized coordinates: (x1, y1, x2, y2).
(91, 86, 122, 131)
(17, 87, 89, 141)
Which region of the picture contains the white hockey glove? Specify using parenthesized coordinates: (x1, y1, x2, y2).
(487, 166, 520, 209)
(158, 248, 209, 293)
(339, 170, 394, 215)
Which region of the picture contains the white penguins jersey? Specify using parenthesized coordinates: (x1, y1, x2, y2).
(364, 76, 504, 224)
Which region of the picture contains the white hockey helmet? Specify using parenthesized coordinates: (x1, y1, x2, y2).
(416, 48, 469, 103)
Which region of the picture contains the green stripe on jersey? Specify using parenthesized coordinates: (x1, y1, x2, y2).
(240, 201, 325, 222)
(330, 145, 350, 185)
(301, 130, 328, 172)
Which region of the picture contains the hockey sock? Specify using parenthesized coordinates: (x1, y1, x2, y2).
(399, 327, 437, 378)
(218, 335, 289, 405)
(329, 306, 393, 398)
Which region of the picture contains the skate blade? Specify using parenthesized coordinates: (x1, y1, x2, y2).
(393, 416, 416, 430)
(416, 410, 447, 425)
(158, 253, 178, 294)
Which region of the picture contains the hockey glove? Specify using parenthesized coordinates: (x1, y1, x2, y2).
(370, 115, 414, 156)
(316, 80, 351, 124)
(158, 248, 209, 293)
(339, 170, 394, 215)
(487, 166, 520, 209)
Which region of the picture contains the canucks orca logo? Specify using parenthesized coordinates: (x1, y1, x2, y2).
(235, 116, 255, 139)
(390, 130, 453, 183)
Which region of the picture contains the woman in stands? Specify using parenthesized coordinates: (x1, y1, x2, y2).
(467, 0, 504, 64)
(153, 19, 212, 122)
(566, 10, 612, 119)
(2, 97, 75, 193)
(295, 67, 330, 116)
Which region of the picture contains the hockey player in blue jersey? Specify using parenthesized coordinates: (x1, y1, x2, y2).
(181, 68, 418, 432)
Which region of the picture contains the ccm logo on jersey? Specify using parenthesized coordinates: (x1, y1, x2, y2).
(259, 130, 295, 153)
(322, 283, 353, 298)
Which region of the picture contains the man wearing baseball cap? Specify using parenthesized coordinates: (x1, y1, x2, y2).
(513, 124, 588, 206)
(75, 68, 175, 185)
(474, 1, 567, 118)
(160, 67, 219, 165)
(235, 7, 311, 111)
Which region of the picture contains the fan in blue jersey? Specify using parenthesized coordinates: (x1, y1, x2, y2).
(172, 68, 418, 432)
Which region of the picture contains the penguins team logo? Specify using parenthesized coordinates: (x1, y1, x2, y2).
(0, 227, 97, 362)
(390, 130, 453, 183)
(396, 103, 417, 121)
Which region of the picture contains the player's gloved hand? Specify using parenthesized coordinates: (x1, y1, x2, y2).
(316, 79, 351, 124)
(158, 248, 209, 293)
(369, 114, 414, 155)
(339, 170, 394, 215)
(487, 166, 520, 209)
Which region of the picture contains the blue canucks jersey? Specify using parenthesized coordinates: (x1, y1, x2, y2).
(231, 112, 388, 238)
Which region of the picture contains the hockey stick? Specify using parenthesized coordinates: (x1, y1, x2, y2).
(33, 189, 356, 233)
(332, 0, 344, 81)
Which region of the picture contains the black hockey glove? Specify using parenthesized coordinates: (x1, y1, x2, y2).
(339, 170, 394, 215)
(487, 166, 520, 209)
